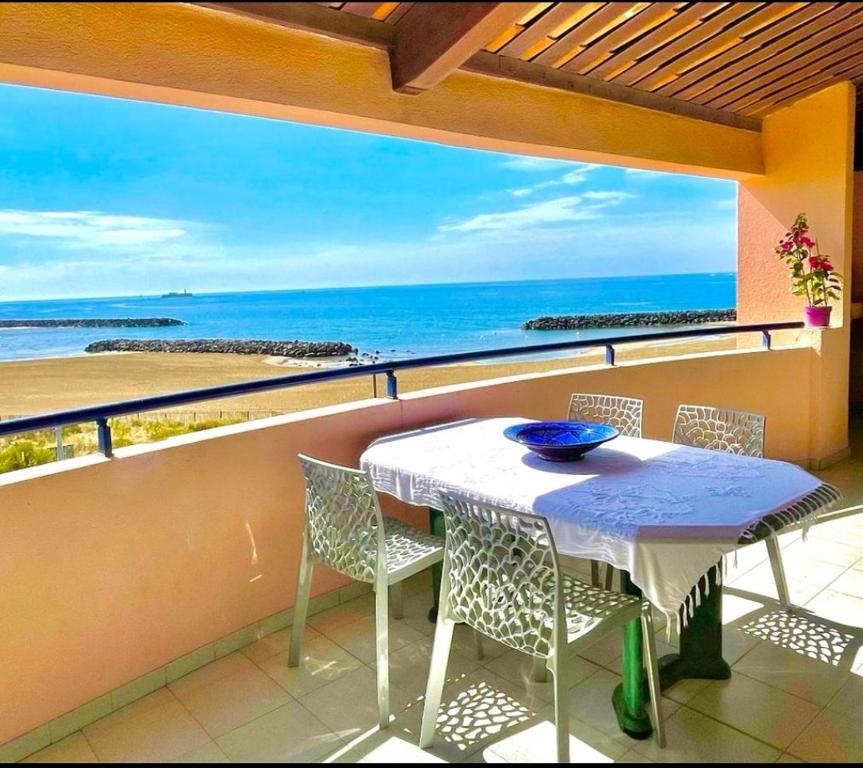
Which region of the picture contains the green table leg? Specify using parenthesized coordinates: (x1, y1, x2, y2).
(428, 507, 445, 623)
(659, 563, 731, 687)
(612, 572, 653, 739)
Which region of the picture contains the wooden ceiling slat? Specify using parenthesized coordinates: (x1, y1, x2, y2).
(692, 5, 862, 105)
(635, 2, 802, 93)
(727, 45, 863, 113)
(560, 2, 681, 76)
(744, 56, 863, 117)
(663, 3, 839, 100)
(384, 2, 412, 23)
(588, 2, 726, 81)
(704, 11, 863, 109)
(611, 3, 762, 87)
(532, 3, 645, 68)
(497, 3, 601, 59)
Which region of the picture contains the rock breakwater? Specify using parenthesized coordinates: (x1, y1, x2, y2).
(85, 339, 356, 357)
(522, 309, 736, 330)
(0, 318, 185, 328)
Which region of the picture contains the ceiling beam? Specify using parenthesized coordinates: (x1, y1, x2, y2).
(192, 2, 394, 48)
(462, 51, 762, 133)
(390, 2, 534, 94)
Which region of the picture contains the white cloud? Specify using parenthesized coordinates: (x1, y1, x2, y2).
(0, 210, 190, 251)
(498, 156, 573, 172)
(509, 163, 599, 197)
(438, 190, 632, 234)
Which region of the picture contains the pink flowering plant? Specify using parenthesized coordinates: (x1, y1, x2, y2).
(775, 213, 842, 307)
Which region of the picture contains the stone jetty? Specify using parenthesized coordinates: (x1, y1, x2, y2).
(84, 339, 356, 358)
(522, 309, 736, 330)
(0, 318, 185, 328)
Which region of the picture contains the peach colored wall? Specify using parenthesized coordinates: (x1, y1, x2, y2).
(853, 172, 863, 303)
(0, 344, 817, 743)
(737, 83, 856, 463)
(0, 3, 762, 178)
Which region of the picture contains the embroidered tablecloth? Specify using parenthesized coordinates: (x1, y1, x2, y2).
(360, 417, 840, 624)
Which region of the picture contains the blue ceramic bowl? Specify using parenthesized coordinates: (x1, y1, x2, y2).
(504, 421, 619, 462)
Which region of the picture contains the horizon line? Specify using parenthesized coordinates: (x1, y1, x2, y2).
(0, 271, 737, 305)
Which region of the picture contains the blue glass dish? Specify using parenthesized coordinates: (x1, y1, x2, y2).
(504, 420, 620, 462)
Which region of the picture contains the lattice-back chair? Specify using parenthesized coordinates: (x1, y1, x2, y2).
(289, 454, 445, 728)
(568, 393, 644, 438)
(672, 404, 791, 606)
(420, 492, 665, 761)
(568, 393, 644, 590)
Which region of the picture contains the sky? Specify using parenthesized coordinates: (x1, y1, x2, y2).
(0, 83, 737, 301)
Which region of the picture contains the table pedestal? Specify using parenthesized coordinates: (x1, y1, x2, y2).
(612, 563, 730, 739)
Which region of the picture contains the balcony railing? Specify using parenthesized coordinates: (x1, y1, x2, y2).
(0, 321, 804, 457)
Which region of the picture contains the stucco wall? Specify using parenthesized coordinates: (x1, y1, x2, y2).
(0, 344, 818, 744)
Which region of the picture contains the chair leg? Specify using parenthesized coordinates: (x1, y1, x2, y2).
(375, 578, 390, 729)
(532, 654, 548, 683)
(550, 655, 570, 763)
(590, 560, 600, 587)
(420, 613, 456, 748)
(604, 565, 615, 591)
(473, 629, 485, 661)
(288, 539, 314, 668)
(641, 604, 666, 748)
(765, 536, 791, 608)
(390, 581, 404, 620)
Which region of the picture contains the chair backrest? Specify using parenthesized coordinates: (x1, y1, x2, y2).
(568, 393, 643, 438)
(672, 404, 765, 457)
(439, 492, 563, 658)
(297, 454, 386, 583)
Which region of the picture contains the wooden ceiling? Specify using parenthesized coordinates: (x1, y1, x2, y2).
(199, 3, 863, 130)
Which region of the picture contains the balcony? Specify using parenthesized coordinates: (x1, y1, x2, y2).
(18, 446, 863, 763)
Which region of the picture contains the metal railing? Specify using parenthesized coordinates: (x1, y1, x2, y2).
(0, 321, 804, 456)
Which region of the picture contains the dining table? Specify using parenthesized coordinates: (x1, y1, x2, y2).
(359, 416, 841, 739)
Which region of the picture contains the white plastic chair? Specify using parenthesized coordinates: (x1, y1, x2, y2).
(568, 393, 644, 590)
(420, 492, 665, 762)
(289, 454, 444, 728)
(672, 404, 791, 605)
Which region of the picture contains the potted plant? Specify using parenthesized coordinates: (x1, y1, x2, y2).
(775, 213, 842, 327)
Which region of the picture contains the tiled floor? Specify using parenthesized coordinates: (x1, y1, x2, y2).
(24, 454, 863, 763)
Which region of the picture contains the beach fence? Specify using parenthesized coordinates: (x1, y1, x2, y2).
(0, 409, 285, 466)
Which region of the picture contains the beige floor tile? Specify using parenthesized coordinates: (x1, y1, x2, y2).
(733, 638, 849, 705)
(300, 665, 415, 739)
(308, 595, 377, 635)
(23, 733, 98, 763)
(386, 638, 481, 699)
(659, 677, 711, 706)
(169, 651, 292, 737)
(721, 593, 769, 625)
(242, 625, 319, 664)
(729, 556, 845, 605)
(686, 672, 820, 750)
(256, 633, 365, 698)
(329, 727, 449, 763)
(484, 648, 599, 704)
(787, 708, 863, 762)
(578, 630, 624, 668)
(826, 566, 863, 597)
(454, 624, 509, 664)
(826, 671, 863, 721)
(775, 753, 804, 763)
(216, 701, 342, 762)
(83, 689, 210, 763)
(170, 741, 230, 762)
(805, 589, 863, 627)
(782, 537, 863, 568)
(322, 614, 427, 664)
(630, 706, 780, 763)
(617, 748, 656, 762)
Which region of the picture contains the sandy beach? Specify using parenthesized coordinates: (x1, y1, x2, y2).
(0, 336, 736, 418)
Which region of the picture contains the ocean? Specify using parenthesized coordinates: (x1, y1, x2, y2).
(0, 273, 736, 363)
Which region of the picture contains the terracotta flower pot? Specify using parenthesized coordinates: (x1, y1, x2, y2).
(804, 305, 832, 328)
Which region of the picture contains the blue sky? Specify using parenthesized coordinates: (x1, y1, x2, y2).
(0, 84, 737, 301)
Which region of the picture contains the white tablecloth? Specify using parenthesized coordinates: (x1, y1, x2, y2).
(360, 417, 835, 624)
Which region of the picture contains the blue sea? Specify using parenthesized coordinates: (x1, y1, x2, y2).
(0, 273, 735, 362)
